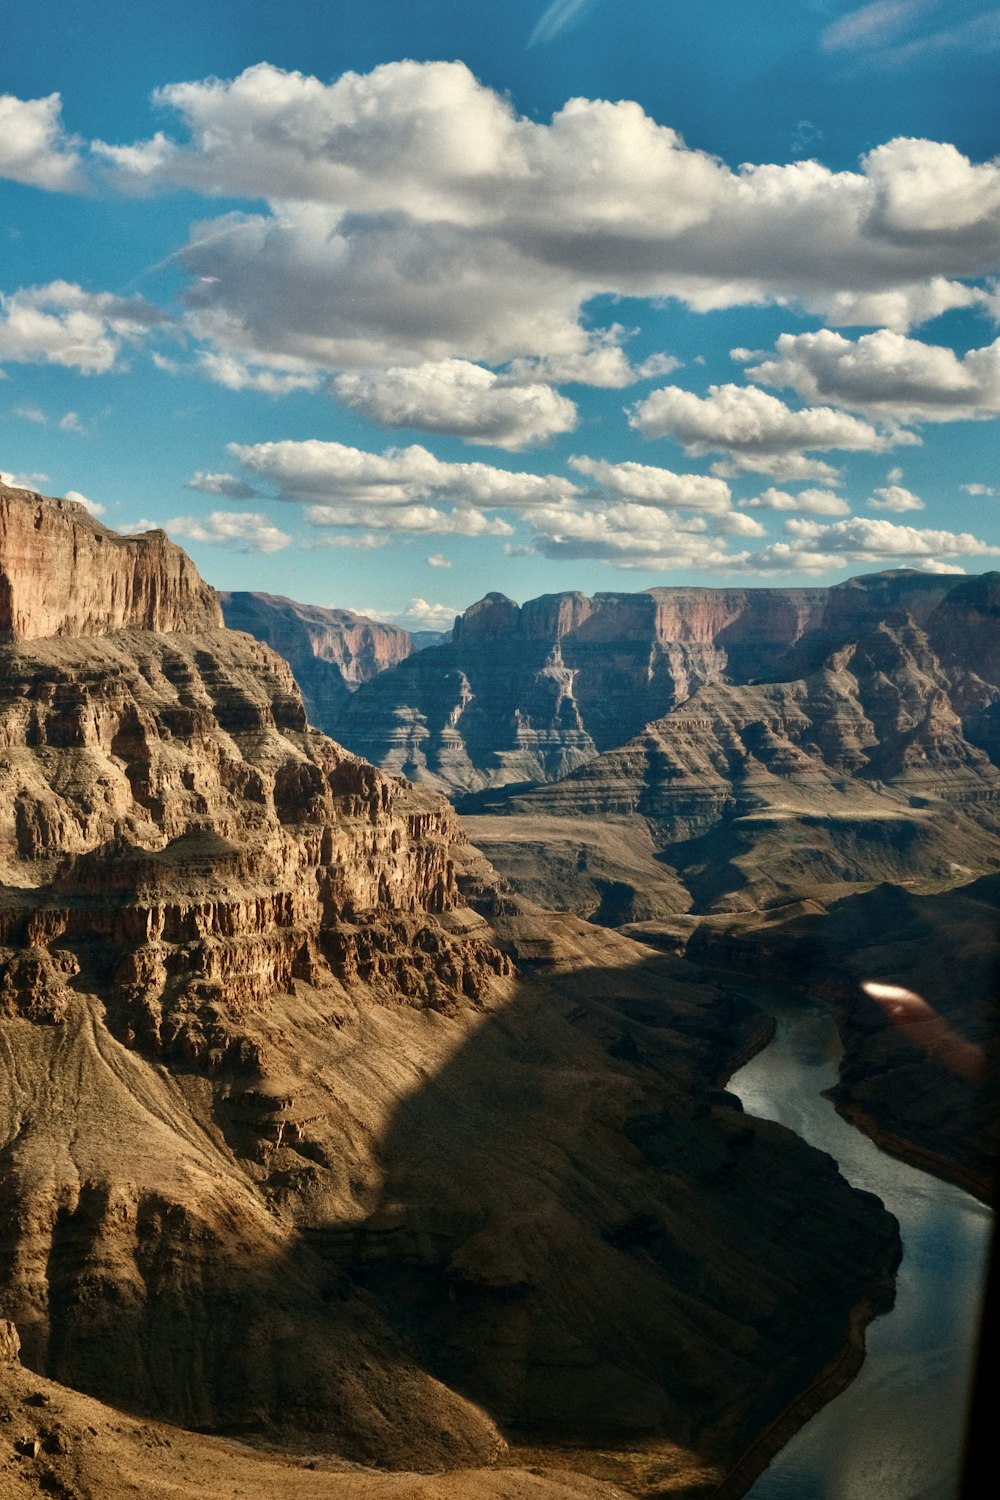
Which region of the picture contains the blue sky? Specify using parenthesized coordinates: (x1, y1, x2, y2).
(3, 0, 1000, 630)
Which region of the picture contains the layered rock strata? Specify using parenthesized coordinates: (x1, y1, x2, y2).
(219, 591, 419, 733)
(0, 494, 902, 1494)
(335, 574, 957, 795)
(476, 600, 1000, 915)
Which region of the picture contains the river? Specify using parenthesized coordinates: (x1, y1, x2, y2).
(726, 990, 993, 1500)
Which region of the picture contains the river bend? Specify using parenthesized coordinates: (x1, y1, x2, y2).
(727, 992, 992, 1500)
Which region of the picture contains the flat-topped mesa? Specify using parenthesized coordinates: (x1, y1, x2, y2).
(0, 483, 222, 641)
(454, 576, 954, 652)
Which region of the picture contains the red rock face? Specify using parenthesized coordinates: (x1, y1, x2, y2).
(220, 592, 413, 684)
(0, 484, 222, 641)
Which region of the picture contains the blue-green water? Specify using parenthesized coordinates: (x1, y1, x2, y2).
(728, 996, 993, 1500)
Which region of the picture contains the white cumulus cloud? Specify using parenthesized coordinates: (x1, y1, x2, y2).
(79, 60, 1000, 382)
(629, 382, 910, 469)
(567, 455, 732, 511)
(782, 514, 999, 560)
(305, 502, 513, 537)
(64, 489, 104, 516)
(229, 438, 581, 509)
(525, 501, 753, 570)
(868, 483, 924, 511)
(186, 470, 261, 499)
(747, 328, 1000, 424)
(0, 281, 165, 374)
(332, 359, 578, 449)
(741, 487, 852, 516)
(159, 510, 293, 553)
(0, 93, 82, 190)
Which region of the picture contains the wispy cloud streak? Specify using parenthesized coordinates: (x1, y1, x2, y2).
(528, 0, 599, 48)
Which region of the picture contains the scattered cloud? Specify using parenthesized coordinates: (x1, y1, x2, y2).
(333, 359, 578, 449)
(868, 482, 924, 511)
(64, 488, 104, 516)
(0, 469, 48, 490)
(567, 455, 732, 512)
(822, 2, 1000, 64)
(786, 514, 999, 556)
(524, 500, 750, 571)
(528, 0, 599, 48)
(741, 486, 852, 515)
(311, 532, 390, 550)
(503, 345, 679, 389)
(157, 509, 293, 553)
(403, 598, 460, 631)
(747, 329, 1000, 424)
(962, 482, 1000, 497)
(196, 350, 322, 394)
(12, 402, 46, 424)
(360, 598, 459, 632)
(75, 59, 1000, 388)
(629, 382, 910, 469)
(822, 2, 940, 54)
(186, 470, 261, 499)
(59, 410, 84, 433)
(0, 92, 82, 190)
(304, 502, 513, 537)
(0, 281, 165, 374)
(791, 119, 824, 157)
(710, 453, 845, 483)
(426, 553, 453, 568)
(229, 439, 581, 509)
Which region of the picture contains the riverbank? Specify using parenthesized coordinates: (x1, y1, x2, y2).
(829, 1092, 995, 1207)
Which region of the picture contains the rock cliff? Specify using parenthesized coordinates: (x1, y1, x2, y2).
(335, 574, 957, 795)
(219, 591, 417, 732)
(0, 481, 221, 641)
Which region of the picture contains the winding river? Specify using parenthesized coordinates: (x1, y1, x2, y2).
(726, 990, 993, 1500)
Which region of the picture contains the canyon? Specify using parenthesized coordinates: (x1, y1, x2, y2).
(233, 566, 999, 1207)
(0, 482, 905, 1500)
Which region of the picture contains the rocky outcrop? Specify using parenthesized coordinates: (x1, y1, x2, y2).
(219, 591, 418, 732)
(0, 1351, 633, 1500)
(0, 481, 221, 640)
(336, 573, 957, 795)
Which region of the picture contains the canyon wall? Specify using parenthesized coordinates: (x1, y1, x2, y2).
(0, 482, 221, 641)
(219, 591, 416, 731)
(474, 597, 1000, 915)
(334, 573, 957, 794)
